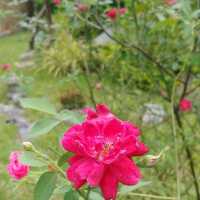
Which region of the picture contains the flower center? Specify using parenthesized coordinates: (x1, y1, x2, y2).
(97, 143, 114, 161)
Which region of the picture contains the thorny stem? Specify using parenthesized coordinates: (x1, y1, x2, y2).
(171, 73, 181, 200)
(83, 68, 97, 107)
(172, 69, 200, 200)
(174, 34, 200, 199)
(44, 0, 52, 28)
(83, 21, 97, 107)
(174, 108, 200, 200)
(174, 110, 200, 200)
(85, 187, 91, 200)
(33, 149, 66, 178)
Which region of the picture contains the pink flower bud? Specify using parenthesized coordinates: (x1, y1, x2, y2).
(179, 98, 192, 112)
(7, 151, 30, 180)
(119, 8, 127, 15)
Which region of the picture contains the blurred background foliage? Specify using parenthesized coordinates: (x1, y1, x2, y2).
(0, 0, 200, 200)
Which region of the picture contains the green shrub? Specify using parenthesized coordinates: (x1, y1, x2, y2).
(41, 31, 88, 76)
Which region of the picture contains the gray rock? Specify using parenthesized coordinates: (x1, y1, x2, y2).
(15, 117, 30, 139)
(6, 74, 20, 87)
(7, 92, 25, 104)
(142, 104, 166, 125)
(0, 104, 31, 140)
(15, 51, 34, 68)
(0, 104, 22, 116)
(20, 51, 34, 62)
(16, 61, 34, 68)
(93, 28, 114, 46)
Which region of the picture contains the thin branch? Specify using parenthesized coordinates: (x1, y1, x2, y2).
(93, 16, 174, 77)
(171, 73, 182, 200)
(185, 83, 200, 96)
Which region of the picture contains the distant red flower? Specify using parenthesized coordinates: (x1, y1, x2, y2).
(106, 8, 118, 20)
(61, 104, 148, 200)
(119, 8, 127, 15)
(165, 0, 176, 6)
(106, 7, 127, 21)
(1, 64, 11, 71)
(53, 0, 61, 5)
(7, 151, 30, 180)
(179, 98, 192, 112)
(76, 3, 89, 13)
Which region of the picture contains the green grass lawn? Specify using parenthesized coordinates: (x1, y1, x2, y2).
(0, 32, 30, 64)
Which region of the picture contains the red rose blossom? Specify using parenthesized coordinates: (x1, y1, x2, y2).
(61, 104, 148, 200)
(179, 98, 192, 112)
(106, 7, 127, 21)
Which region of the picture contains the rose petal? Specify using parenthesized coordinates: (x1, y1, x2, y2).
(103, 118, 122, 140)
(87, 163, 105, 186)
(61, 125, 84, 154)
(112, 157, 141, 185)
(96, 104, 111, 116)
(100, 168, 118, 200)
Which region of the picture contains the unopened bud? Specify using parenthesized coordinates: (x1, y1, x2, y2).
(145, 155, 161, 167)
(138, 154, 161, 168)
(96, 82, 102, 90)
(22, 141, 34, 151)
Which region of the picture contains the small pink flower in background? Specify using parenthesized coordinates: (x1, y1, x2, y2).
(61, 104, 148, 200)
(106, 8, 118, 20)
(119, 8, 127, 15)
(95, 82, 102, 90)
(76, 3, 89, 13)
(165, 0, 176, 6)
(7, 151, 30, 180)
(106, 7, 127, 21)
(53, 0, 61, 5)
(179, 98, 192, 112)
(1, 64, 11, 71)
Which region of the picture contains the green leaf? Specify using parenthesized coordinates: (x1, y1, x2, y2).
(20, 152, 46, 167)
(20, 98, 57, 115)
(28, 118, 61, 138)
(34, 172, 57, 200)
(64, 189, 79, 200)
(57, 110, 84, 124)
(119, 181, 151, 194)
(190, 52, 200, 66)
(89, 191, 103, 200)
(57, 152, 74, 167)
